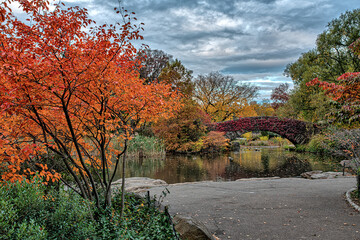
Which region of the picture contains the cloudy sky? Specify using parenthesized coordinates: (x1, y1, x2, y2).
(39, 0, 360, 98)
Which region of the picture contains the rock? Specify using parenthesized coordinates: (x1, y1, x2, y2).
(301, 171, 352, 179)
(301, 171, 323, 179)
(236, 177, 281, 181)
(173, 215, 215, 240)
(112, 177, 167, 193)
(308, 173, 329, 179)
(340, 160, 358, 170)
(326, 171, 353, 178)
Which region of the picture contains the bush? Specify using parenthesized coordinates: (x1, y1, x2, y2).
(242, 132, 253, 141)
(320, 128, 360, 173)
(236, 138, 248, 145)
(201, 131, 229, 152)
(295, 144, 307, 152)
(307, 134, 328, 153)
(10, 220, 47, 240)
(96, 190, 177, 239)
(259, 136, 269, 141)
(269, 136, 289, 146)
(0, 178, 177, 239)
(261, 131, 269, 137)
(247, 140, 268, 146)
(0, 178, 96, 240)
(283, 145, 296, 151)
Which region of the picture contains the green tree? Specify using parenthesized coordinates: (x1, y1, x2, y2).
(306, 38, 360, 126)
(284, 9, 360, 122)
(276, 82, 336, 121)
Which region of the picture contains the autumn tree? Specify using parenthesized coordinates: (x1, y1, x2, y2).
(271, 83, 290, 110)
(153, 101, 229, 153)
(193, 72, 259, 122)
(237, 100, 259, 117)
(307, 71, 360, 125)
(305, 35, 360, 126)
(237, 101, 275, 117)
(137, 50, 193, 95)
(136, 58, 194, 137)
(0, 0, 181, 212)
(254, 101, 275, 116)
(284, 9, 360, 122)
(306, 37, 360, 194)
(137, 48, 172, 83)
(152, 102, 211, 152)
(158, 59, 194, 97)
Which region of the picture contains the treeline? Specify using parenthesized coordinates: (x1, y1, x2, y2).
(135, 49, 275, 153)
(272, 9, 360, 128)
(272, 9, 360, 172)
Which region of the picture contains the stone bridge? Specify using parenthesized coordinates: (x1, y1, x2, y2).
(214, 116, 319, 145)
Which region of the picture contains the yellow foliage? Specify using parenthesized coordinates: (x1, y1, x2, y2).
(238, 103, 258, 117)
(242, 132, 253, 140)
(259, 136, 269, 141)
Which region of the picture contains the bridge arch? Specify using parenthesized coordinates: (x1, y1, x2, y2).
(215, 117, 318, 145)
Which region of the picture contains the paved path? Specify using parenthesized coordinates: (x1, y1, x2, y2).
(148, 177, 360, 240)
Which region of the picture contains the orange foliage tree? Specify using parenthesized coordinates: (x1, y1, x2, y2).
(153, 102, 211, 152)
(153, 101, 229, 153)
(0, 0, 181, 209)
(202, 131, 229, 152)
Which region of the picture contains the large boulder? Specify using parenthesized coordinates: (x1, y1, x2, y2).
(112, 177, 167, 193)
(173, 215, 215, 240)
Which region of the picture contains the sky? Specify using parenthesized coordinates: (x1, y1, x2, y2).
(13, 0, 360, 99)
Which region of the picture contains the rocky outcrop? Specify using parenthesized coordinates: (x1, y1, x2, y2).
(112, 177, 167, 193)
(301, 171, 352, 179)
(173, 215, 215, 240)
(111, 178, 219, 239)
(340, 160, 358, 171)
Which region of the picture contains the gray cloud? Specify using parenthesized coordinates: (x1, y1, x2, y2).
(222, 64, 284, 74)
(63, 0, 357, 99)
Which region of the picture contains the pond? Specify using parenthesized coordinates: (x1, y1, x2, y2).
(114, 147, 344, 184)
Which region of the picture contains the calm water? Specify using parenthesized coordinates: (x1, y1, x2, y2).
(114, 147, 344, 184)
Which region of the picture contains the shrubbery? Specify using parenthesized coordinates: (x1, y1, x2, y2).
(306, 134, 329, 153)
(0, 178, 177, 240)
(127, 135, 166, 158)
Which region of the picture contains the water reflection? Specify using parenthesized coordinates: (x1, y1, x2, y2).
(114, 147, 342, 184)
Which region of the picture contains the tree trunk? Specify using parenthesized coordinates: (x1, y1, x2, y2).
(357, 173, 360, 198)
(119, 146, 127, 219)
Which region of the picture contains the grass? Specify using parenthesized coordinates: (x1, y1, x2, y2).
(127, 135, 166, 159)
